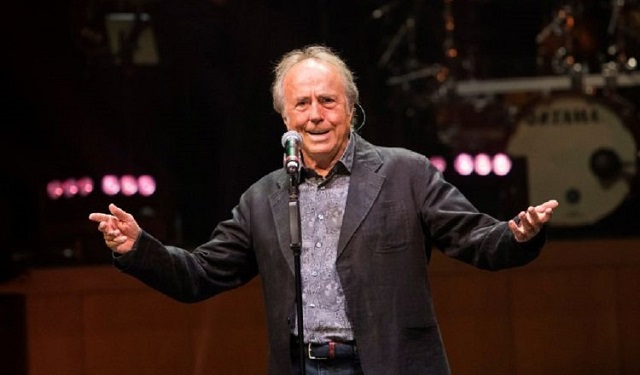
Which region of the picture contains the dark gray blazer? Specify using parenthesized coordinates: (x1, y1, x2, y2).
(116, 132, 545, 374)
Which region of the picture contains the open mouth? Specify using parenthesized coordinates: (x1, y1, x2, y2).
(306, 129, 330, 137)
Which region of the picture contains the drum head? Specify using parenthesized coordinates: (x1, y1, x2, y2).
(506, 94, 638, 227)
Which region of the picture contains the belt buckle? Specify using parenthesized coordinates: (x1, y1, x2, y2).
(307, 343, 329, 360)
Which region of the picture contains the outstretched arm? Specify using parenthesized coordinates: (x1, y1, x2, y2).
(508, 199, 559, 242)
(88, 203, 141, 253)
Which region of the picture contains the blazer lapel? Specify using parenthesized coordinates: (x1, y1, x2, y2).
(337, 135, 385, 258)
(270, 172, 297, 275)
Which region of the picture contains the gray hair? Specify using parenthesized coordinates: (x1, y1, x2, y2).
(271, 45, 359, 117)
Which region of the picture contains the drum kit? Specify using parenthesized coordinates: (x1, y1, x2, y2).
(376, 0, 640, 232)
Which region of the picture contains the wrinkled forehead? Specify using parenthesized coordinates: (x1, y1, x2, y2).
(284, 59, 344, 91)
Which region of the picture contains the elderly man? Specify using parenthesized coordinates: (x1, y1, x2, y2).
(90, 44, 558, 374)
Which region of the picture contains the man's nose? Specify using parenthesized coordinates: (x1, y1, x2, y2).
(309, 101, 322, 123)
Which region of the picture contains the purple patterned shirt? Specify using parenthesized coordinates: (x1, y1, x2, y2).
(294, 133, 355, 343)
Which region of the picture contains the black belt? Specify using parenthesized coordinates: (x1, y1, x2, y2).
(305, 341, 358, 360)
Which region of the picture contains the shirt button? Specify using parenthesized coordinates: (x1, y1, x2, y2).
(315, 242, 322, 248)
(312, 271, 318, 277)
(318, 214, 324, 220)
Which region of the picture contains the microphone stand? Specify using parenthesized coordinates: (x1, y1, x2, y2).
(288, 170, 305, 375)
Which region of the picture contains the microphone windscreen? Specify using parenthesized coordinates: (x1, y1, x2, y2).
(281, 130, 302, 147)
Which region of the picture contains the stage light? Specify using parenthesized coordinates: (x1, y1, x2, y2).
(120, 175, 138, 196)
(429, 156, 447, 172)
(77, 176, 94, 196)
(454, 153, 474, 176)
(474, 153, 492, 176)
(47, 180, 64, 200)
(626, 57, 637, 70)
(101, 175, 121, 196)
(138, 175, 156, 196)
(46, 174, 158, 199)
(62, 178, 79, 198)
(492, 153, 512, 176)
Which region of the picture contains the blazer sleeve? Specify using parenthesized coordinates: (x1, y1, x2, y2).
(418, 155, 544, 270)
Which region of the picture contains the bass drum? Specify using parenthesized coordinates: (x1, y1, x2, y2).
(506, 93, 639, 228)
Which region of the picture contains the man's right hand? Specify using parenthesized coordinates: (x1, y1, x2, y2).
(88, 203, 141, 253)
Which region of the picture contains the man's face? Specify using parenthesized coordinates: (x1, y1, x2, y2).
(281, 59, 353, 173)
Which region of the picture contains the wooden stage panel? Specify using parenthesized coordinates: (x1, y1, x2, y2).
(1, 238, 639, 374)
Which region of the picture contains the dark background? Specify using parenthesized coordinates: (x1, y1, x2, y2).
(1, 0, 638, 274)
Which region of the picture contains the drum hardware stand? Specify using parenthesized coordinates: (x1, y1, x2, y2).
(438, 0, 458, 97)
(536, 4, 578, 75)
(569, 63, 585, 92)
(386, 64, 444, 86)
(607, 0, 625, 36)
(602, 61, 620, 96)
(535, 5, 572, 46)
(444, 0, 640, 97)
(376, 8, 419, 69)
(605, 0, 640, 71)
(371, 0, 402, 20)
(376, 0, 448, 78)
(599, 0, 638, 97)
(606, 0, 624, 68)
(384, 0, 459, 88)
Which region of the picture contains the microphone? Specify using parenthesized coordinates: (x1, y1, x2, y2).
(281, 130, 302, 174)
